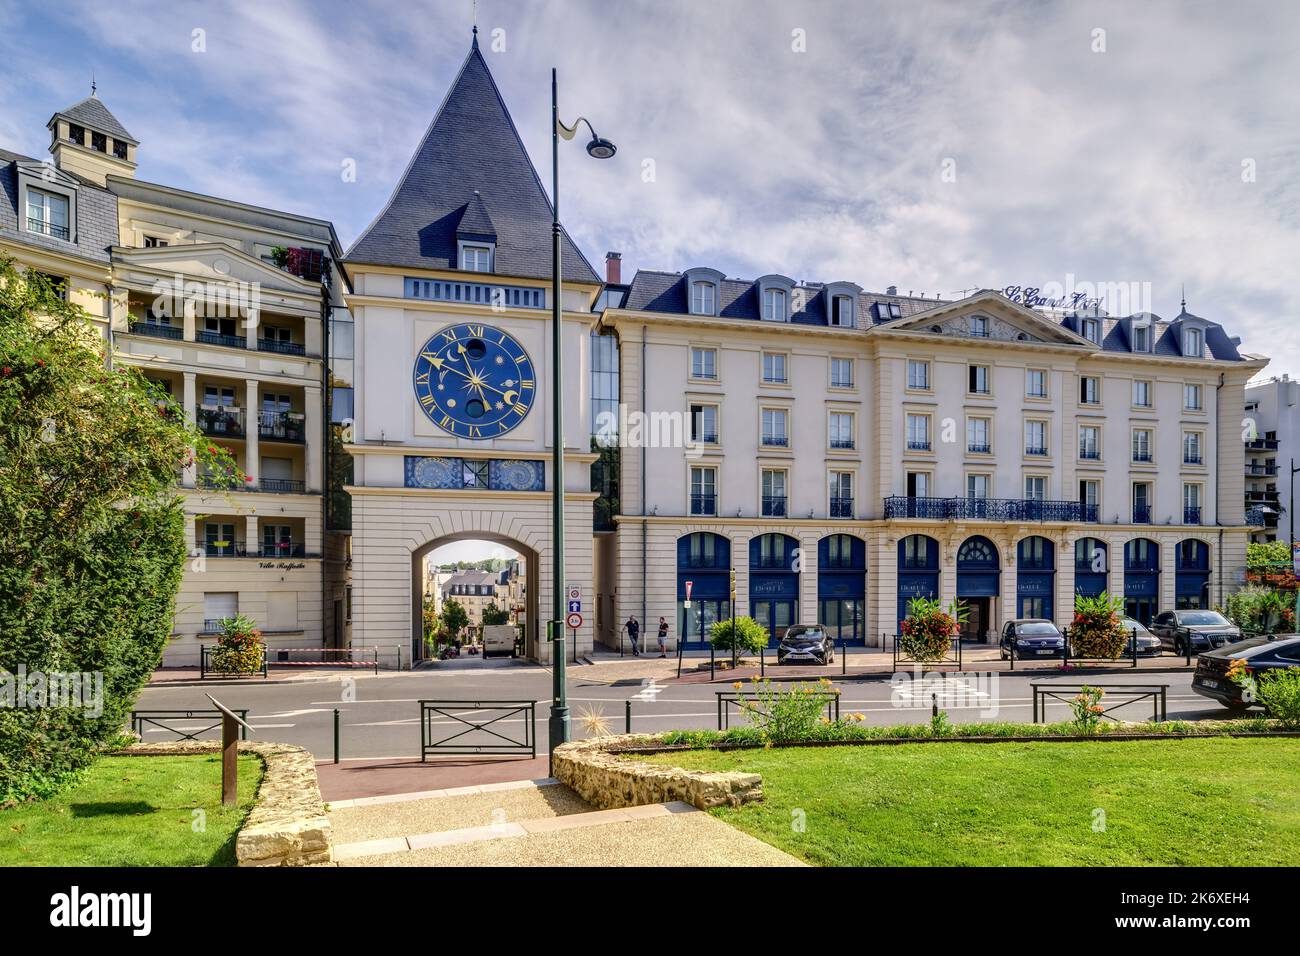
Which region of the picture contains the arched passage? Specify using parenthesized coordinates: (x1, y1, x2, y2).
(411, 531, 540, 663)
(750, 533, 800, 644)
(956, 535, 999, 642)
(1124, 538, 1161, 625)
(818, 534, 866, 645)
(897, 534, 940, 629)
(677, 532, 731, 648)
(1016, 536, 1056, 619)
(1175, 539, 1211, 609)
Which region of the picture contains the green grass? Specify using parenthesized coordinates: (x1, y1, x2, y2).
(640, 738, 1300, 866)
(0, 755, 263, 867)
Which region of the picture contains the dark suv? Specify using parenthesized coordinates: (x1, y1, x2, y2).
(1151, 610, 1243, 654)
(777, 624, 835, 665)
(1192, 635, 1300, 711)
(999, 619, 1065, 660)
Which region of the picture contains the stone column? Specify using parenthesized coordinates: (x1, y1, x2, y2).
(182, 372, 197, 487)
(245, 514, 259, 558)
(246, 379, 260, 490)
(183, 297, 196, 342)
(305, 385, 322, 494)
(245, 307, 259, 350)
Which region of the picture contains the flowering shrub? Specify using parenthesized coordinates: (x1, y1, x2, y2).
(732, 677, 836, 742)
(1069, 593, 1128, 659)
(1070, 685, 1106, 734)
(1228, 659, 1300, 729)
(898, 596, 966, 662)
(208, 614, 265, 674)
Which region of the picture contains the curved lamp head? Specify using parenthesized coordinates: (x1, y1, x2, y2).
(585, 136, 617, 160)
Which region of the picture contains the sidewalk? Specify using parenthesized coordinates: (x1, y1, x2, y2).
(316, 754, 553, 802)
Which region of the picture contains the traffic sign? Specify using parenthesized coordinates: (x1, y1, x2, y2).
(565, 612, 583, 630)
(567, 584, 582, 602)
(684, 580, 693, 601)
(567, 600, 582, 614)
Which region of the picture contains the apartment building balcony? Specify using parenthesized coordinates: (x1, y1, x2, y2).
(197, 405, 244, 437)
(129, 320, 183, 341)
(196, 330, 247, 349)
(1245, 505, 1278, 528)
(1184, 454, 1203, 465)
(883, 496, 1098, 522)
(830, 439, 856, 451)
(690, 493, 717, 516)
(1132, 505, 1152, 524)
(261, 478, 307, 494)
(1245, 462, 1279, 476)
(203, 541, 319, 558)
(906, 440, 931, 452)
(1025, 446, 1049, 457)
(830, 496, 854, 518)
(1132, 452, 1153, 464)
(1246, 438, 1280, 451)
(27, 216, 70, 240)
(1245, 489, 1280, 504)
(967, 443, 992, 454)
(1078, 448, 1101, 461)
(257, 338, 306, 356)
(761, 495, 787, 517)
(761, 435, 789, 448)
(258, 410, 306, 443)
(1184, 506, 1203, 525)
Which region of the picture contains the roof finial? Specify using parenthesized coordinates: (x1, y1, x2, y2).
(91, 72, 97, 97)
(1180, 283, 1187, 314)
(471, 0, 479, 47)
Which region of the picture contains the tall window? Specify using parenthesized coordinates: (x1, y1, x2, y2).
(829, 412, 854, 449)
(1132, 324, 1150, 352)
(969, 364, 990, 395)
(1132, 428, 1153, 462)
(690, 466, 717, 515)
(761, 408, 789, 446)
(1132, 380, 1152, 407)
(906, 414, 930, 451)
(830, 357, 853, 388)
(967, 417, 990, 453)
(460, 245, 491, 272)
(831, 295, 853, 326)
(1183, 482, 1202, 521)
(690, 281, 715, 316)
(1183, 431, 1202, 464)
(761, 469, 787, 516)
(762, 287, 787, 322)
(590, 331, 619, 439)
(1132, 482, 1152, 521)
(1025, 368, 1047, 398)
(690, 347, 716, 380)
(26, 188, 70, 240)
(1183, 328, 1202, 357)
(1079, 375, 1100, 404)
(967, 473, 990, 499)
(1024, 475, 1046, 501)
(1079, 425, 1100, 459)
(906, 471, 931, 497)
(690, 404, 718, 444)
(907, 359, 930, 390)
(1081, 317, 1101, 343)
(1183, 383, 1203, 410)
(1079, 479, 1099, 510)
(762, 352, 787, 384)
(829, 472, 853, 516)
(1024, 420, 1047, 455)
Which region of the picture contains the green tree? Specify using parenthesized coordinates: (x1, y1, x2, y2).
(709, 616, 769, 655)
(0, 257, 240, 801)
(482, 605, 510, 626)
(440, 598, 469, 639)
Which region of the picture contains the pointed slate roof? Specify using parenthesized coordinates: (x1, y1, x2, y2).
(345, 40, 600, 285)
(50, 95, 137, 145)
(456, 190, 497, 240)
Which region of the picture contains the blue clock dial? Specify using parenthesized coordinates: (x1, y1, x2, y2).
(413, 323, 535, 439)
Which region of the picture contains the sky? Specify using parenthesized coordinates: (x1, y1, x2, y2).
(3, 0, 1297, 391)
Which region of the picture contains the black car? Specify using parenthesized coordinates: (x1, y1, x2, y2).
(999, 619, 1065, 660)
(1150, 610, 1244, 654)
(777, 624, 834, 665)
(1192, 635, 1300, 711)
(1120, 617, 1164, 657)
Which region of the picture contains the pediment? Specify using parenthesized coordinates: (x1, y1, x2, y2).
(880, 291, 1093, 346)
(113, 242, 317, 296)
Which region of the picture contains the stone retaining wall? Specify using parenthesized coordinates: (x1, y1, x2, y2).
(115, 741, 332, 867)
(552, 735, 763, 810)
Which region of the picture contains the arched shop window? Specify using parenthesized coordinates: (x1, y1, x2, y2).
(818, 534, 866, 645)
(676, 533, 730, 647)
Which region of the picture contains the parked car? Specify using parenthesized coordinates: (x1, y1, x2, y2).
(777, 624, 834, 665)
(999, 619, 1065, 660)
(1192, 635, 1300, 711)
(1119, 617, 1163, 657)
(1150, 610, 1244, 654)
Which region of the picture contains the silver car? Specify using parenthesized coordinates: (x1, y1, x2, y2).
(1151, 610, 1243, 654)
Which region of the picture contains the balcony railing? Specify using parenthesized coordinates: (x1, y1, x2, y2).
(129, 320, 183, 340)
(1184, 454, 1203, 465)
(261, 478, 306, 494)
(1078, 448, 1100, 461)
(1132, 505, 1152, 524)
(258, 411, 306, 442)
(690, 493, 717, 516)
(1246, 490, 1280, 503)
(202, 541, 313, 558)
(197, 405, 244, 437)
(967, 443, 991, 454)
(1184, 506, 1202, 525)
(761, 435, 789, 448)
(761, 495, 787, 517)
(694, 432, 718, 445)
(27, 216, 69, 240)
(883, 496, 1098, 522)
(1245, 506, 1270, 526)
(1245, 463, 1278, 476)
(1246, 438, 1280, 451)
(197, 330, 246, 349)
(1025, 446, 1049, 457)
(257, 338, 306, 356)
(1132, 451, 1153, 463)
(830, 496, 854, 518)
(830, 438, 856, 450)
(906, 440, 931, 452)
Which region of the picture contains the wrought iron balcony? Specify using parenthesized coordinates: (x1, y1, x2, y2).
(260, 478, 306, 494)
(1025, 445, 1049, 457)
(761, 435, 789, 448)
(883, 496, 1098, 522)
(690, 493, 717, 516)
(129, 320, 183, 340)
(830, 438, 856, 450)
(257, 338, 306, 356)
(1246, 489, 1280, 503)
(204, 540, 246, 557)
(1184, 506, 1202, 525)
(830, 496, 854, 518)
(197, 405, 244, 437)
(27, 216, 69, 240)
(761, 495, 787, 517)
(258, 411, 306, 442)
(906, 440, 931, 452)
(197, 330, 246, 349)
(1246, 438, 1280, 451)
(1078, 448, 1101, 461)
(1132, 505, 1152, 523)
(1184, 454, 1203, 465)
(694, 431, 718, 445)
(1132, 451, 1153, 463)
(1245, 462, 1278, 476)
(967, 443, 991, 454)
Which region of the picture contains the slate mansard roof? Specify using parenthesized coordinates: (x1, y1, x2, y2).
(0, 147, 119, 265)
(345, 39, 600, 285)
(50, 95, 138, 145)
(619, 269, 1249, 362)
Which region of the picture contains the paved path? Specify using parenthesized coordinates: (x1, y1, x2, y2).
(327, 781, 801, 867)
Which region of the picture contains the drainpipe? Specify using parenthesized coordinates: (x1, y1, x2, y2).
(1215, 372, 1225, 606)
(641, 324, 647, 627)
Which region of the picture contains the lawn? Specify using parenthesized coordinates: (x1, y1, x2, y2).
(0, 755, 263, 867)
(641, 738, 1300, 866)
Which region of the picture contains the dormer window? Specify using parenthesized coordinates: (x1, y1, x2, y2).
(1132, 323, 1150, 352)
(875, 301, 902, 321)
(25, 187, 70, 241)
(1183, 327, 1203, 358)
(460, 244, 492, 272)
(831, 295, 853, 326)
(1081, 317, 1101, 344)
(762, 287, 787, 322)
(969, 315, 989, 337)
(690, 281, 716, 316)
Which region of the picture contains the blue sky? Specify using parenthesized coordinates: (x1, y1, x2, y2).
(3, 0, 1298, 379)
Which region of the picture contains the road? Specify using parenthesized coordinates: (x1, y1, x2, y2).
(133, 663, 1230, 761)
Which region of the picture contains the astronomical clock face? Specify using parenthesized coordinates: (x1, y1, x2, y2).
(412, 323, 535, 439)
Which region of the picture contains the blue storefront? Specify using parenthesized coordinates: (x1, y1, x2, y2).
(818, 534, 866, 645)
(1074, 538, 1109, 598)
(1124, 538, 1160, 625)
(897, 534, 940, 629)
(750, 533, 800, 645)
(1175, 539, 1211, 609)
(956, 536, 999, 642)
(1016, 536, 1056, 619)
(677, 532, 731, 648)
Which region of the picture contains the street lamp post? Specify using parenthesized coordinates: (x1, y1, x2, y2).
(547, 68, 615, 760)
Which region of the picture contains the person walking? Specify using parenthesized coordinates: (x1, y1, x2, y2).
(626, 615, 640, 656)
(657, 617, 669, 658)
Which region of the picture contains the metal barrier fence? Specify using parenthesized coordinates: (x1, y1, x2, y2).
(715, 689, 840, 730)
(130, 708, 249, 741)
(199, 645, 268, 680)
(267, 646, 385, 675)
(418, 699, 537, 760)
(889, 633, 963, 672)
(1031, 683, 1168, 723)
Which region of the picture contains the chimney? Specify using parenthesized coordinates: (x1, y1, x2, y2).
(605, 251, 622, 285)
(886, 285, 898, 296)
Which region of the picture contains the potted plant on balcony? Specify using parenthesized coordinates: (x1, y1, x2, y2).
(1069, 593, 1128, 659)
(898, 596, 966, 662)
(208, 614, 265, 675)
